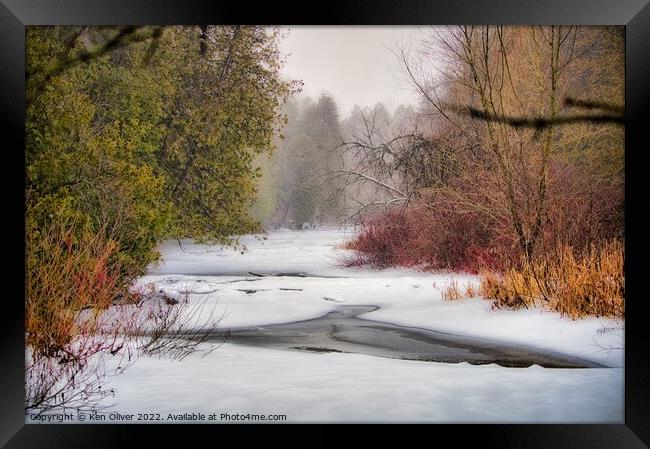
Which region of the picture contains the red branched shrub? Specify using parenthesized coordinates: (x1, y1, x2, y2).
(343, 157, 623, 277)
(343, 201, 511, 272)
(343, 208, 412, 268)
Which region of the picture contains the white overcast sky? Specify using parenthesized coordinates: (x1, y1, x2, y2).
(278, 26, 423, 117)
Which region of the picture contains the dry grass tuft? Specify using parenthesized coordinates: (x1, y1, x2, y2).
(441, 280, 461, 301)
(440, 279, 482, 301)
(464, 283, 478, 298)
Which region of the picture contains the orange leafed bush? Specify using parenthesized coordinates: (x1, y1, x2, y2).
(25, 219, 126, 359)
(25, 216, 225, 413)
(25, 217, 135, 412)
(479, 240, 624, 319)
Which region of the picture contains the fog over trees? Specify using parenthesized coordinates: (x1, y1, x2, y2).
(250, 93, 423, 228)
(252, 25, 623, 317)
(256, 26, 623, 264)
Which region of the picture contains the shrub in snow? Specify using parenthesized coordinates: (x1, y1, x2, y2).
(342, 202, 508, 272)
(479, 240, 624, 319)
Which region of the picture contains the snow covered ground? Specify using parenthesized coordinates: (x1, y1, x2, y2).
(100, 344, 622, 423)
(68, 229, 626, 423)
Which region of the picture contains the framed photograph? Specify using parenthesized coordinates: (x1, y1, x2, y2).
(2, 0, 649, 446)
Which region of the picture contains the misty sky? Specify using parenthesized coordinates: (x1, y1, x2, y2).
(278, 26, 423, 117)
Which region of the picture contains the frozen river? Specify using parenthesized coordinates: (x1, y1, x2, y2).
(97, 229, 624, 423)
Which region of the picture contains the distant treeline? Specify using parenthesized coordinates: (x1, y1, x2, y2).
(251, 94, 419, 229)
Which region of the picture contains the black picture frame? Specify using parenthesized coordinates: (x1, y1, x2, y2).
(2, 0, 649, 446)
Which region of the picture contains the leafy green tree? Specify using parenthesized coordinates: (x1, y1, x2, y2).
(26, 25, 296, 279)
(154, 26, 296, 244)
